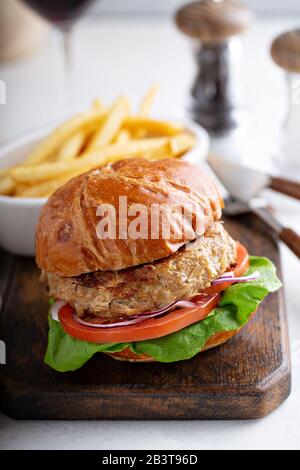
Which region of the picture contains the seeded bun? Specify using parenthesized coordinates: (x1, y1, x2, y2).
(36, 158, 223, 277)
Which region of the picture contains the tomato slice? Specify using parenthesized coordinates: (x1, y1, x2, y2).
(58, 293, 220, 343)
(203, 242, 249, 295)
(58, 242, 249, 344)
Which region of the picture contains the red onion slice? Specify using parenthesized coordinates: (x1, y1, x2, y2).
(74, 309, 166, 328)
(211, 271, 260, 286)
(50, 300, 67, 321)
(218, 272, 234, 279)
(72, 295, 216, 329)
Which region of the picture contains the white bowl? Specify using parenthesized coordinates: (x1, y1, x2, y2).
(180, 118, 210, 166)
(0, 121, 209, 257)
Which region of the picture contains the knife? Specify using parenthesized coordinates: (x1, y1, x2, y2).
(223, 197, 300, 259)
(208, 153, 300, 202)
(207, 153, 300, 259)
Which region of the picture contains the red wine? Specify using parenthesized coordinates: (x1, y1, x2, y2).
(22, 0, 94, 25)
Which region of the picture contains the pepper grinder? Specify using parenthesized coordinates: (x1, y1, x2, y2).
(271, 30, 300, 178)
(175, 0, 253, 134)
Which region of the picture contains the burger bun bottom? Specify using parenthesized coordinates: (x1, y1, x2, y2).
(105, 313, 256, 363)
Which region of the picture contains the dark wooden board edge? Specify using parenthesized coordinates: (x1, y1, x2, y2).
(1, 382, 292, 421)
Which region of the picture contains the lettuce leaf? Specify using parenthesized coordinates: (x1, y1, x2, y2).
(44, 315, 129, 372)
(44, 256, 281, 371)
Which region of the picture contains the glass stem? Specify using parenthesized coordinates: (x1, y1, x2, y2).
(60, 26, 72, 116)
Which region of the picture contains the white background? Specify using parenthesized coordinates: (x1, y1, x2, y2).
(0, 9, 300, 451)
(94, 0, 300, 14)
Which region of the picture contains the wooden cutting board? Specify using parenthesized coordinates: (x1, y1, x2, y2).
(0, 214, 291, 420)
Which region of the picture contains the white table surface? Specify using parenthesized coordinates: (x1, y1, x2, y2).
(0, 15, 300, 451)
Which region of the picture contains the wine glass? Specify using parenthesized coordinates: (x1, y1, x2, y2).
(21, 0, 95, 114)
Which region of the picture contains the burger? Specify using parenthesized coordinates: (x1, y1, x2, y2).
(36, 158, 281, 371)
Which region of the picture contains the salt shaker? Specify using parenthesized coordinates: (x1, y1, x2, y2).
(271, 30, 300, 177)
(175, 0, 253, 133)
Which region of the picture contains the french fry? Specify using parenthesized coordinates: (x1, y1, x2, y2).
(142, 133, 196, 161)
(14, 183, 31, 196)
(143, 143, 171, 161)
(55, 130, 85, 162)
(0, 168, 8, 177)
(86, 96, 130, 152)
(138, 84, 160, 117)
(11, 137, 170, 183)
(114, 129, 131, 144)
(2, 90, 197, 199)
(169, 132, 197, 158)
(11, 162, 78, 183)
(100, 138, 175, 165)
(92, 98, 104, 110)
(24, 108, 107, 165)
(124, 117, 183, 137)
(0, 174, 15, 195)
(16, 171, 81, 198)
(17, 179, 63, 198)
(14, 183, 34, 197)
